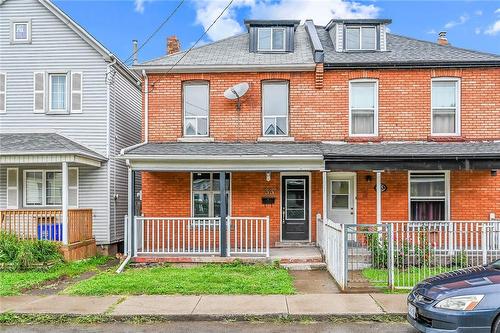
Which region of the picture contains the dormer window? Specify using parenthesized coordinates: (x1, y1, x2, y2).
(346, 26, 376, 50)
(257, 27, 285, 52)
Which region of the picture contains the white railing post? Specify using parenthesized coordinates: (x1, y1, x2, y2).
(387, 223, 394, 291)
(448, 221, 455, 255)
(266, 216, 270, 257)
(226, 217, 231, 257)
(482, 223, 488, 265)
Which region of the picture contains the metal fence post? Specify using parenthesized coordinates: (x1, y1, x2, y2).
(266, 216, 270, 258)
(482, 223, 488, 265)
(387, 223, 395, 291)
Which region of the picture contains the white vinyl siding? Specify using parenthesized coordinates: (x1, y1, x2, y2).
(257, 27, 286, 52)
(349, 80, 378, 136)
(183, 82, 209, 137)
(0, 73, 5, 113)
(33, 72, 45, 113)
(262, 81, 289, 136)
(6, 168, 18, 209)
(431, 78, 460, 136)
(71, 72, 82, 113)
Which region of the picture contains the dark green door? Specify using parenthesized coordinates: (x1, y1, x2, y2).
(282, 176, 309, 241)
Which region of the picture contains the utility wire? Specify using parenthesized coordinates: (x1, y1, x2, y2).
(148, 0, 235, 94)
(123, 0, 185, 65)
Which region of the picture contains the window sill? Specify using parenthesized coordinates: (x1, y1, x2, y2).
(345, 136, 382, 143)
(177, 137, 215, 143)
(427, 135, 464, 142)
(257, 136, 295, 142)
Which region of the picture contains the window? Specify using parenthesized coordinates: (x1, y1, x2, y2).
(49, 74, 68, 113)
(262, 81, 289, 136)
(331, 180, 349, 209)
(192, 173, 230, 217)
(12, 21, 30, 43)
(349, 80, 378, 136)
(346, 26, 377, 50)
(0, 72, 5, 113)
(432, 79, 460, 135)
(183, 82, 209, 136)
(257, 27, 285, 51)
(409, 172, 447, 221)
(23, 169, 78, 207)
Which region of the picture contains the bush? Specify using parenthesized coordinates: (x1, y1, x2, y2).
(0, 232, 62, 271)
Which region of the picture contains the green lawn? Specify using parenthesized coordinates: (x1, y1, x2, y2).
(0, 256, 110, 296)
(64, 263, 295, 296)
(362, 266, 460, 290)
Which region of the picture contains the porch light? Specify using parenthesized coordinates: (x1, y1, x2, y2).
(266, 172, 271, 182)
(365, 175, 372, 182)
(492, 170, 498, 176)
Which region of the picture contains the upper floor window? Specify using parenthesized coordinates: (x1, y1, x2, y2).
(183, 81, 209, 137)
(49, 73, 68, 113)
(262, 81, 289, 136)
(349, 80, 378, 136)
(11, 20, 31, 43)
(431, 79, 460, 135)
(346, 26, 376, 50)
(258, 27, 285, 52)
(34, 71, 82, 114)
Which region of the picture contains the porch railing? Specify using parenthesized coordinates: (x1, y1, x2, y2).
(0, 209, 93, 244)
(320, 216, 346, 289)
(134, 216, 270, 257)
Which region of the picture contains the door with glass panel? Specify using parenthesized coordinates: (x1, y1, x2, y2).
(328, 175, 356, 225)
(281, 176, 309, 241)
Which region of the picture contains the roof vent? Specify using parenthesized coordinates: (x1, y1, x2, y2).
(437, 31, 449, 46)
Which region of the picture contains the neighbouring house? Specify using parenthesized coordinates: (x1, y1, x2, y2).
(121, 18, 500, 263)
(0, 0, 142, 259)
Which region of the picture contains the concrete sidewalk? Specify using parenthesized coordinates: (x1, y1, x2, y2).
(0, 294, 408, 320)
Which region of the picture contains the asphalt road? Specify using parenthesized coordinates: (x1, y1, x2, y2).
(1, 321, 418, 333)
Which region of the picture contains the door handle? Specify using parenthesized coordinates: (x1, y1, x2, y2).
(282, 207, 286, 224)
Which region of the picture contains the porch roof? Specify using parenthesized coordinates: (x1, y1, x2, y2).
(121, 142, 324, 171)
(0, 133, 107, 167)
(323, 141, 500, 170)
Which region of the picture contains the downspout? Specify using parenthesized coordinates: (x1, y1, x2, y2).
(117, 162, 134, 274)
(143, 69, 149, 142)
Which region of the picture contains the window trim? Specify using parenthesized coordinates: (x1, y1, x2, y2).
(257, 27, 286, 52)
(407, 171, 450, 221)
(182, 81, 210, 137)
(261, 80, 290, 137)
(190, 172, 232, 218)
(48, 73, 69, 114)
(345, 26, 377, 51)
(0, 72, 6, 113)
(431, 78, 461, 136)
(348, 79, 379, 137)
(23, 168, 78, 208)
(11, 19, 31, 43)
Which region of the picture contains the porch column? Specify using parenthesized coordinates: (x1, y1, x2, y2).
(219, 171, 227, 257)
(61, 162, 69, 245)
(375, 170, 383, 225)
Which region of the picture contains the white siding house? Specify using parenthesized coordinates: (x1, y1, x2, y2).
(0, 0, 141, 248)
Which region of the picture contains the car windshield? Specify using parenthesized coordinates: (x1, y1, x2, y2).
(490, 259, 500, 269)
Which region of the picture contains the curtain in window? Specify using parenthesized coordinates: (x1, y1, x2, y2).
(350, 82, 376, 135)
(432, 81, 457, 134)
(411, 201, 445, 221)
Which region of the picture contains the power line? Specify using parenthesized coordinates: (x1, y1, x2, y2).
(148, 0, 235, 94)
(123, 0, 185, 65)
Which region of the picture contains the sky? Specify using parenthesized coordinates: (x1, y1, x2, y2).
(53, 0, 500, 65)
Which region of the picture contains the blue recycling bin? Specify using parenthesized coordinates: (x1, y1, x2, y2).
(37, 223, 62, 241)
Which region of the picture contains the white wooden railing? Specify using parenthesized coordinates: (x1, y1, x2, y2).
(134, 216, 269, 257)
(319, 216, 346, 290)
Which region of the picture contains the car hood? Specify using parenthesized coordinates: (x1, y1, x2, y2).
(413, 266, 500, 300)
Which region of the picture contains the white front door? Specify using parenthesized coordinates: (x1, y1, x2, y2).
(328, 173, 356, 225)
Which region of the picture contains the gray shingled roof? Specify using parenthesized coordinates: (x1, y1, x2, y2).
(140, 25, 314, 66)
(317, 28, 500, 66)
(124, 142, 323, 156)
(0, 133, 106, 161)
(322, 142, 500, 159)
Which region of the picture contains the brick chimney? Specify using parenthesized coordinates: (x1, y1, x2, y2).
(437, 31, 449, 46)
(167, 35, 180, 55)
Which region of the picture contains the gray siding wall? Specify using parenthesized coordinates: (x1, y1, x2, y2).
(108, 68, 141, 243)
(0, 0, 140, 244)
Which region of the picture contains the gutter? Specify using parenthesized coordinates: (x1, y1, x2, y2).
(133, 63, 316, 73)
(143, 70, 149, 143)
(324, 61, 500, 69)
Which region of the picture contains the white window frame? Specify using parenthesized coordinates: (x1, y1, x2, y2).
(345, 26, 377, 51)
(11, 19, 31, 43)
(257, 27, 286, 52)
(33, 71, 45, 113)
(183, 81, 209, 137)
(349, 79, 379, 137)
(431, 78, 461, 136)
(48, 73, 69, 114)
(190, 172, 231, 218)
(262, 80, 289, 137)
(70, 72, 83, 113)
(0, 72, 6, 113)
(6, 168, 19, 209)
(23, 168, 78, 208)
(407, 171, 450, 221)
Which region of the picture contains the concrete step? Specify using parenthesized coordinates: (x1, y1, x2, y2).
(274, 242, 317, 248)
(281, 262, 327, 271)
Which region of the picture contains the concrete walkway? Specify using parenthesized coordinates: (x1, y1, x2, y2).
(0, 294, 408, 319)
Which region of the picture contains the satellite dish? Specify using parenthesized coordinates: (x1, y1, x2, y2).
(224, 82, 249, 100)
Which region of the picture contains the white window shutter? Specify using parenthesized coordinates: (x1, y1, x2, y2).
(71, 72, 82, 113)
(0, 73, 6, 113)
(33, 72, 45, 113)
(68, 168, 78, 207)
(7, 168, 19, 209)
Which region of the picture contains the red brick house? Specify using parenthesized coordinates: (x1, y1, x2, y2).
(122, 18, 500, 260)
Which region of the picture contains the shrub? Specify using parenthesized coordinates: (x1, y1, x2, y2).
(0, 232, 62, 271)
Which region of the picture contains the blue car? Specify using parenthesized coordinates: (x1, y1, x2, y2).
(407, 259, 500, 333)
